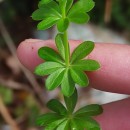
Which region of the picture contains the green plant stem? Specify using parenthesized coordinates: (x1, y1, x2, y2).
(60, 0, 74, 114)
(61, 2, 70, 67)
(63, 31, 70, 67)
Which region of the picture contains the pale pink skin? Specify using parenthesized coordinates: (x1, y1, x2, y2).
(17, 39, 130, 130)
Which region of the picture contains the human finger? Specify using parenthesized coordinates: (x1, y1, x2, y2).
(17, 39, 130, 94)
(95, 98, 130, 130)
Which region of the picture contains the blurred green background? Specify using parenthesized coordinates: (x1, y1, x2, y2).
(0, 0, 130, 130)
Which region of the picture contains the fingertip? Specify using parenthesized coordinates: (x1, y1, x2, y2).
(17, 39, 45, 71)
(95, 98, 130, 130)
(16, 39, 79, 71)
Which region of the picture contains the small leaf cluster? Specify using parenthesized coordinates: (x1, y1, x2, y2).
(32, 0, 95, 31)
(33, 0, 99, 97)
(36, 89, 103, 130)
(35, 37, 100, 97)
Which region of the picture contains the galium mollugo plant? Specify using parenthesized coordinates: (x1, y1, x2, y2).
(32, 0, 103, 129)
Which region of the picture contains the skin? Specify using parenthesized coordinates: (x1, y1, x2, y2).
(17, 39, 130, 130)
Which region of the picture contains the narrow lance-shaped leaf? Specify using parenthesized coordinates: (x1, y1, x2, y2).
(70, 68, 89, 87)
(38, 47, 63, 64)
(45, 118, 66, 130)
(47, 99, 67, 115)
(72, 59, 100, 71)
(74, 104, 103, 116)
(37, 17, 60, 30)
(64, 88, 78, 113)
(57, 18, 69, 32)
(70, 41, 94, 63)
(61, 69, 75, 97)
(55, 34, 65, 59)
(46, 68, 65, 90)
(36, 113, 63, 126)
(35, 62, 64, 76)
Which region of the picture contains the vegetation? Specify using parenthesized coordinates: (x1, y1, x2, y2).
(32, 0, 103, 129)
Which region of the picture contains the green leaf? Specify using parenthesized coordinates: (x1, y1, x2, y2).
(68, 12, 90, 24)
(70, 41, 94, 63)
(68, 0, 95, 16)
(74, 104, 103, 116)
(83, 117, 101, 130)
(46, 68, 65, 90)
(58, 0, 67, 11)
(32, 7, 60, 21)
(66, 0, 73, 13)
(74, 115, 101, 130)
(81, 0, 95, 12)
(76, 116, 101, 130)
(32, 1, 61, 21)
(38, 47, 63, 64)
(70, 118, 84, 130)
(37, 17, 60, 30)
(45, 118, 66, 130)
(47, 99, 67, 115)
(35, 62, 64, 76)
(36, 113, 63, 126)
(55, 34, 65, 59)
(61, 69, 75, 97)
(38, 1, 61, 15)
(64, 88, 77, 113)
(56, 120, 69, 130)
(72, 59, 100, 71)
(58, 0, 73, 13)
(70, 68, 89, 87)
(0, 87, 13, 104)
(38, 0, 53, 5)
(86, 121, 100, 130)
(87, 119, 101, 130)
(57, 18, 69, 32)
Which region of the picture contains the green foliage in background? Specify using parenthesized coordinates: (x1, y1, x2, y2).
(90, 0, 130, 30)
(1, 0, 130, 31)
(112, 0, 130, 30)
(0, 85, 13, 104)
(0, 0, 130, 48)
